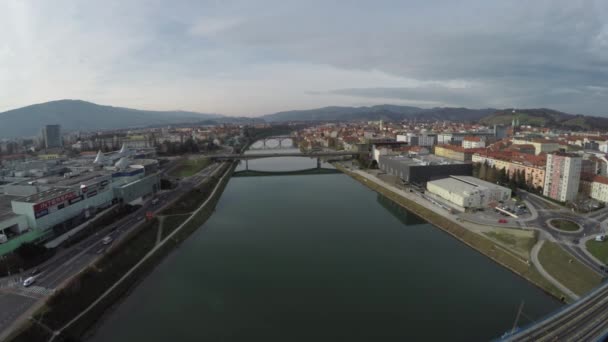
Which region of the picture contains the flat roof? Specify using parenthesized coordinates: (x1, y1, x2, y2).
(18, 187, 76, 204)
(380, 154, 465, 166)
(14, 170, 111, 188)
(0, 194, 20, 221)
(428, 176, 510, 194)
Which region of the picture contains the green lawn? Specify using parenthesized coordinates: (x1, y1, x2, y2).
(484, 230, 537, 259)
(549, 219, 580, 231)
(586, 240, 608, 264)
(170, 157, 211, 177)
(538, 241, 602, 296)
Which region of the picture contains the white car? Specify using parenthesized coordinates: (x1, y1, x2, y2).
(102, 236, 113, 245)
(595, 235, 606, 242)
(23, 276, 35, 287)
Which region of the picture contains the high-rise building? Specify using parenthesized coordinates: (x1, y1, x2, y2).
(42, 125, 62, 149)
(543, 153, 582, 202)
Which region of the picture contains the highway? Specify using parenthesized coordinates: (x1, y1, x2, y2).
(0, 161, 220, 339)
(505, 281, 608, 341)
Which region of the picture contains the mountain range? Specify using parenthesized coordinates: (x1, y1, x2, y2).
(0, 100, 221, 138)
(1, 100, 607, 139)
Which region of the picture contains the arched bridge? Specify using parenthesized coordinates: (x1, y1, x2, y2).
(250, 135, 296, 149)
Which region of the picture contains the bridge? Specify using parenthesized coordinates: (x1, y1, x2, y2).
(499, 281, 608, 341)
(212, 151, 363, 170)
(232, 168, 341, 177)
(212, 151, 365, 160)
(249, 135, 295, 149)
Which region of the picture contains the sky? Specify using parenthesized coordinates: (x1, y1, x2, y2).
(1, 0, 608, 116)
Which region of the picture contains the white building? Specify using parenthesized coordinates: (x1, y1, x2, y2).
(462, 136, 486, 149)
(543, 153, 582, 202)
(426, 176, 511, 210)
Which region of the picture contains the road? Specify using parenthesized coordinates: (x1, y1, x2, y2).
(519, 191, 607, 275)
(0, 161, 220, 338)
(505, 281, 608, 341)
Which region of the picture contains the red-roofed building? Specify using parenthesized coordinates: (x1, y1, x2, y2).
(462, 136, 486, 149)
(472, 151, 547, 190)
(434, 144, 485, 162)
(580, 174, 608, 203)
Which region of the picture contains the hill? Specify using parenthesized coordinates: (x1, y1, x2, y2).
(479, 108, 608, 131)
(0, 100, 221, 138)
(262, 105, 495, 122)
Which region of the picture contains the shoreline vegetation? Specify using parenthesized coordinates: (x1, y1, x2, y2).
(333, 163, 571, 303)
(7, 162, 236, 342)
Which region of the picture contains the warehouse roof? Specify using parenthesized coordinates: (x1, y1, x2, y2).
(379, 154, 465, 166)
(0, 195, 19, 221)
(427, 176, 510, 195)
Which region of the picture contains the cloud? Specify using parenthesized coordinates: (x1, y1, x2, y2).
(0, 0, 607, 118)
(188, 17, 241, 37)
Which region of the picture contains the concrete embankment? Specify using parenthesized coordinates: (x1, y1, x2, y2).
(334, 163, 568, 302)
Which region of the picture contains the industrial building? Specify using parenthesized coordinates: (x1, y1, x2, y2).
(378, 154, 472, 186)
(0, 145, 161, 255)
(426, 176, 511, 211)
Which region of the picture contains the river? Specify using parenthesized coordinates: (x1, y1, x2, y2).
(88, 146, 561, 341)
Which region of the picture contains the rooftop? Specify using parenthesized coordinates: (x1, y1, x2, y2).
(380, 154, 464, 166)
(18, 187, 76, 204)
(428, 176, 510, 195)
(0, 195, 20, 222)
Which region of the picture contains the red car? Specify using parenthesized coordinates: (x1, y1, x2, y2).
(498, 219, 508, 224)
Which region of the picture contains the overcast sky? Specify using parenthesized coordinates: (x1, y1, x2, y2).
(1, 0, 607, 116)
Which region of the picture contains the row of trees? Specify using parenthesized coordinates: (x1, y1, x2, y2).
(472, 161, 542, 193)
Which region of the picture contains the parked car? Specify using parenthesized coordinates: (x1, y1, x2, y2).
(498, 219, 508, 224)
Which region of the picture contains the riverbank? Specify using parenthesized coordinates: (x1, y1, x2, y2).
(6, 162, 236, 342)
(334, 163, 568, 302)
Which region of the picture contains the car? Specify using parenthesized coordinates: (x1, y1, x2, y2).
(498, 219, 508, 224)
(23, 277, 35, 287)
(596, 235, 606, 242)
(102, 236, 113, 245)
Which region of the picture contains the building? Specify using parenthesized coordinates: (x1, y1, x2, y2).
(462, 136, 486, 149)
(397, 133, 436, 147)
(0, 152, 161, 255)
(512, 138, 560, 156)
(543, 153, 582, 202)
(378, 154, 472, 186)
(434, 144, 484, 162)
(581, 174, 608, 203)
(371, 141, 409, 163)
(472, 151, 547, 190)
(426, 176, 511, 211)
(42, 125, 63, 149)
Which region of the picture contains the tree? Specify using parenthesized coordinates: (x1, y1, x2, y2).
(479, 161, 488, 180)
